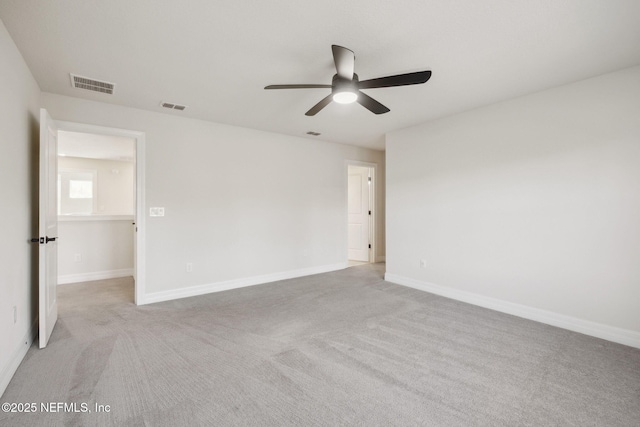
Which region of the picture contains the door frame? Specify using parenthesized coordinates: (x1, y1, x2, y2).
(56, 120, 146, 305)
(345, 160, 377, 264)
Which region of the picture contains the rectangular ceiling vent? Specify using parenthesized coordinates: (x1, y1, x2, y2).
(70, 74, 115, 94)
(306, 131, 321, 136)
(161, 102, 187, 111)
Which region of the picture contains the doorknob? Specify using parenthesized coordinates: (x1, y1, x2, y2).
(46, 236, 57, 243)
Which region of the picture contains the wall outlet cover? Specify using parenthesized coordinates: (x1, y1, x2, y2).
(150, 207, 165, 217)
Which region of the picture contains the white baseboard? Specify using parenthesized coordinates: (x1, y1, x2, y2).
(1, 319, 36, 397)
(142, 262, 348, 305)
(385, 273, 640, 349)
(58, 268, 134, 285)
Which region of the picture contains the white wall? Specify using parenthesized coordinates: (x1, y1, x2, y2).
(58, 156, 134, 215)
(41, 93, 385, 301)
(386, 66, 640, 347)
(0, 18, 40, 395)
(58, 218, 134, 283)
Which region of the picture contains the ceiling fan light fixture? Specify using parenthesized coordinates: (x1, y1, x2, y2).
(333, 90, 358, 104)
(265, 45, 431, 116)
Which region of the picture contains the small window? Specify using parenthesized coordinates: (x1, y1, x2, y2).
(58, 169, 98, 215)
(69, 180, 93, 199)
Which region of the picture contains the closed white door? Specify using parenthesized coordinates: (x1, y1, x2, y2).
(348, 166, 370, 261)
(38, 108, 59, 348)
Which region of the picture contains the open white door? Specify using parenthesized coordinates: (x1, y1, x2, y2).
(348, 165, 371, 262)
(38, 108, 58, 348)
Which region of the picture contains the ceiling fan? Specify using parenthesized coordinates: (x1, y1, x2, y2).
(265, 45, 432, 116)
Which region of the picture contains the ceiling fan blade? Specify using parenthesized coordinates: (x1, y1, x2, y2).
(358, 70, 431, 89)
(305, 94, 333, 116)
(357, 91, 390, 115)
(265, 84, 332, 89)
(331, 45, 355, 80)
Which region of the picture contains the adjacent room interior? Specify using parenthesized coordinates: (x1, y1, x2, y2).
(1, 1, 639, 425)
(57, 130, 136, 293)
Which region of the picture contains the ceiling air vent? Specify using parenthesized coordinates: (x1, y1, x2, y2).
(161, 102, 187, 111)
(70, 74, 115, 94)
(306, 131, 321, 136)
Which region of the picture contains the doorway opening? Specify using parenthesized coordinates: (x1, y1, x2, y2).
(347, 161, 376, 266)
(55, 121, 145, 305)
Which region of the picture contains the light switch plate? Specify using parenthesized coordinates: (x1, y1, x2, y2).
(149, 207, 165, 217)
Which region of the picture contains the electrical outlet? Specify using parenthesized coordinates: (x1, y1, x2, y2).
(74, 253, 82, 263)
(186, 263, 193, 273)
(420, 259, 427, 268)
(150, 207, 165, 217)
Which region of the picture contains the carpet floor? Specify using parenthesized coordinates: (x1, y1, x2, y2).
(1, 264, 639, 426)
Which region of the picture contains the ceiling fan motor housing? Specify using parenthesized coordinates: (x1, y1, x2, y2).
(332, 73, 358, 95)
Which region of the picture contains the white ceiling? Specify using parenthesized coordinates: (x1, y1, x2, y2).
(58, 131, 135, 161)
(2, 0, 639, 150)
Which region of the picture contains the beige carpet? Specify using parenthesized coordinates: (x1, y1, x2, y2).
(2, 264, 639, 426)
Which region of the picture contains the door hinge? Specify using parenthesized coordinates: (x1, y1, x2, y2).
(368, 210, 371, 215)
(368, 244, 371, 249)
